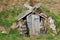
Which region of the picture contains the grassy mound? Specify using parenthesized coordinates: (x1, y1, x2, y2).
(0, 6, 60, 40)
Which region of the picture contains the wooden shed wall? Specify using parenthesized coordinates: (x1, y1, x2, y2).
(27, 14, 40, 35)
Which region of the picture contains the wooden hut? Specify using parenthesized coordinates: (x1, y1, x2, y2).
(16, 3, 57, 36)
(16, 3, 47, 36)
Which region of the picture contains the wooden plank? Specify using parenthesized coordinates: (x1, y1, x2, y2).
(24, 3, 33, 10)
(24, 3, 41, 10)
(27, 14, 32, 35)
(27, 14, 40, 35)
(32, 14, 40, 35)
(17, 10, 32, 21)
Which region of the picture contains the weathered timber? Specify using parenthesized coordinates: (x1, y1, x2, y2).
(27, 14, 40, 35)
(17, 10, 32, 21)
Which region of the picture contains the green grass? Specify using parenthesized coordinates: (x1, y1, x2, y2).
(0, 6, 60, 40)
(0, 29, 25, 40)
(0, 7, 25, 27)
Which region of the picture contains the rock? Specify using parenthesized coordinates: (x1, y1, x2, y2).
(40, 27, 47, 34)
(48, 17, 57, 34)
(10, 23, 19, 29)
(0, 26, 8, 34)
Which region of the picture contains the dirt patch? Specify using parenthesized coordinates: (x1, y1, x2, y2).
(0, 26, 9, 34)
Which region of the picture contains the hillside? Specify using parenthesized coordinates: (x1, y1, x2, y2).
(0, 0, 60, 40)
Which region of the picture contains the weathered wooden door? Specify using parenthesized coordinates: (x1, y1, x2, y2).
(27, 14, 40, 35)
